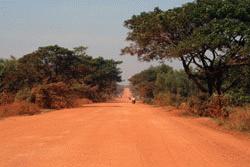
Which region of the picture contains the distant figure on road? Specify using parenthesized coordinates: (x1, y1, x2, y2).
(131, 97, 136, 104)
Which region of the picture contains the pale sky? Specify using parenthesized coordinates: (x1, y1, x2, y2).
(0, 0, 191, 83)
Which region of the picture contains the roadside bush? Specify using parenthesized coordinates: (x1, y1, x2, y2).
(222, 107, 250, 132)
(32, 82, 75, 109)
(69, 84, 109, 103)
(69, 82, 89, 97)
(187, 94, 230, 118)
(0, 91, 15, 105)
(15, 88, 32, 102)
(186, 93, 209, 116)
(226, 91, 250, 106)
(0, 101, 40, 118)
(207, 95, 230, 118)
(154, 92, 182, 107)
(143, 98, 154, 104)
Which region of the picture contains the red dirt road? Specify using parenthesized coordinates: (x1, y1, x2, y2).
(0, 97, 250, 166)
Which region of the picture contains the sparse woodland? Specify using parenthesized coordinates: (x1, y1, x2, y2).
(0, 45, 122, 117)
(124, 0, 250, 131)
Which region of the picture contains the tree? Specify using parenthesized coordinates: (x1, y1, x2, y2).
(0, 45, 122, 102)
(129, 64, 197, 103)
(84, 57, 122, 100)
(225, 65, 250, 105)
(122, 0, 250, 96)
(0, 57, 20, 92)
(129, 64, 173, 100)
(155, 70, 197, 98)
(18, 45, 90, 84)
(129, 66, 158, 100)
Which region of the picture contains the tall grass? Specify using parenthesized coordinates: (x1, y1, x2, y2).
(222, 106, 250, 132)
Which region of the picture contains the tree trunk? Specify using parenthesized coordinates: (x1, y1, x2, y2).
(207, 80, 214, 96)
(180, 57, 208, 93)
(215, 70, 223, 95)
(216, 80, 222, 95)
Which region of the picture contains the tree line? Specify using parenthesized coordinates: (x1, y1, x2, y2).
(122, 0, 250, 97)
(0, 45, 122, 109)
(130, 64, 250, 111)
(124, 0, 250, 118)
(129, 64, 198, 105)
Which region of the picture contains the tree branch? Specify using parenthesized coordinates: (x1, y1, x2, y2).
(222, 77, 241, 93)
(181, 56, 207, 92)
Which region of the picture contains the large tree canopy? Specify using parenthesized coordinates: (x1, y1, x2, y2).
(0, 45, 122, 101)
(122, 0, 250, 95)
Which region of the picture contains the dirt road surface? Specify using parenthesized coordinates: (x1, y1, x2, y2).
(0, 90, 250, 167)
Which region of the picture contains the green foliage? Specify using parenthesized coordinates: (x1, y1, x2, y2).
(123, 0, 250, 96)
(84, 57, 122, 100)
(155, 69, 198, 98)
(0, 58, 20, 92)
(129, 64, 172, 100)
(129, 64, 198, 104)
(0, 45, 122, 108)
(17, 45, 92, 86)
(154, 92, 182, 107)
(224, 65, 250, 106)
(226, 92, 250, 106)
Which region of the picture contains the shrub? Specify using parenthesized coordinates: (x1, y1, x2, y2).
(226, 91, 250, 106)
(69, 82, 89, 97)
(143, 98, 154, 104)
(186, 93, 210, 116)
(223, 107, 250, 132)
(15, 88, 32, 102)
(129, 64, 199, 106)
(187, 94, 231, 118)
(31, 82, 75, 109)
(0, 101, 40, 118)
(0, 91, 15, 105)
(154, 92, 182, 107)
(207, 95, 230, 118)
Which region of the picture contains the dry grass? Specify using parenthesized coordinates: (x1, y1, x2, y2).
(222, 106, 250, 132)
(0, 97, 93, 119)
(0, 91, 15, 105)
(154, 93, 182, 107)
(0, 101, 41, 118)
